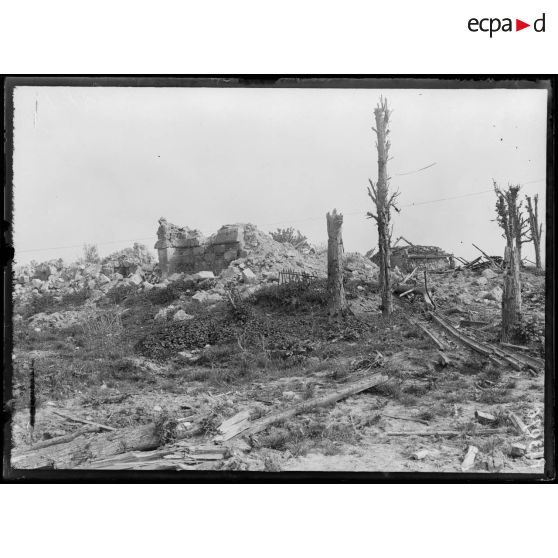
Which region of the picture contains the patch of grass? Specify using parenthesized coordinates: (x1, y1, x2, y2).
(478, 387, 512, 404)
(251, 279, 328, 310)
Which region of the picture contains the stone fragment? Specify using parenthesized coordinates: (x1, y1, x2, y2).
(242, 268, 257, 283)
(173, 310, 194, 321)
(192, 291, 221, 304)
(510, 443, 527, 458)
(475, 410, 496, 424)
(412, 449, 429, 460)
(129, 273, 143, 286)
(194, 271, 215, 280)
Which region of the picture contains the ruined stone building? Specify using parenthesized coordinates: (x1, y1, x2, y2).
(155, 218, 248, 276)
(372, 243, 454, 273)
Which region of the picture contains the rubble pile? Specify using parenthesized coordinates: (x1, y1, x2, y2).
(14, 243, 159, 307)
(14, 225, 381, 327)
(373, 244, 453, 273)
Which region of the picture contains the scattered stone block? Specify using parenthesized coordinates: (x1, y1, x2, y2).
(173, 310, 194, 321)
(475, 410, 496, 425)
(129, 274, 143, 286)
(510, 443, 527, 457)
(192, 291, 221, 304)
(242, 268, 257, 283)
(98, 274, 111, 285)
(194, 271, 215, 280)
(412, 449, 429, 460)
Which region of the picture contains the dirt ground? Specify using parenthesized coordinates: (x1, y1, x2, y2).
(9, 267, 545, 473)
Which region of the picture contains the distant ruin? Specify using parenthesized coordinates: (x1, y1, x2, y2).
(155, 218, 248, 276)
(371, 241, 454, 273)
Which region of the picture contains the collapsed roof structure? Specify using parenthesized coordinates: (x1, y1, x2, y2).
(370, 237, 454, 274)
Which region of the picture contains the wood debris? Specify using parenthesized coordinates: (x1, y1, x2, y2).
(461, 445, 479, 471)
(214, 373, 389, 442)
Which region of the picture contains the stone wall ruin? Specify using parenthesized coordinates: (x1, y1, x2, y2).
(155, 218, 248, 276)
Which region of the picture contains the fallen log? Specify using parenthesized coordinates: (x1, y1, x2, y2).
(408, 318, 446, 351)
(393, 282, 426, 296)
(500, 342, 530, 351)
(460, 319, 490, 328)
(381, 413, 429, 426)
(216, 373, 389, 442)
(385, 428, 506, 437)
(22, 426, 101, 451)
(11, 422, 164, 470)
(432, 313, 532, 371)
(51, 409, 116, 432)
(430, 313, 492, 357)
(83, 444, 229, 470)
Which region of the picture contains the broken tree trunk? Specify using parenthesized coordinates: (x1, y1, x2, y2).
(217, 373, 389, 442)
(367, 97, 398, 317)
(11, 422, 166, 470)
(501, 245, 522, 343)
(494, 184, 523, 343)
(326, 209, 348, 320)
(526, 194, 543, 270)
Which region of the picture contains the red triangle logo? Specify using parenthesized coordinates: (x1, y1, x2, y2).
(516, 19, 530, 31)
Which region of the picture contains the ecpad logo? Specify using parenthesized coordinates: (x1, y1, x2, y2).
(468, 13, 546, 37)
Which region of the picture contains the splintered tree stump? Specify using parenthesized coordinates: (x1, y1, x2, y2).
(501, 244, 522, 343)
(326, 209, 348, 319)
(494, 184, 523, 342)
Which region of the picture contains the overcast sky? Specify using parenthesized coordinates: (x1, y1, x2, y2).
(12, 85, 547, 265)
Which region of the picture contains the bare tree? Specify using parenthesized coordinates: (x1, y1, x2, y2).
(367, 97, 399, 316)
(326, 209, 347, 320)
(526, 194, 543, 270)
(512, 198, 531, 265)
(494, 182, 522, 342)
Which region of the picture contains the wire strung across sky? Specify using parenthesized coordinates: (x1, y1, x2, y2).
(16, 179, 545, 254)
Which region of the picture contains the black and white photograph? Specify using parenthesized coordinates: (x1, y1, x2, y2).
(4, 78, 552, 476)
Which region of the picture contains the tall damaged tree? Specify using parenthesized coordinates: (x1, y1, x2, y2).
(512, 197, 531, 266)
(526, 194, 543, 270)
(494, 182, 522, 342)
(326, 209, 348, 320)
(367, 97, 399, 317)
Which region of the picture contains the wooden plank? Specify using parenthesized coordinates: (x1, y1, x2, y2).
(218, 373, 389, 441)
(472, 244, 502, 269)
(214, 410, 252, 442)
(429, 313, 492, 356)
